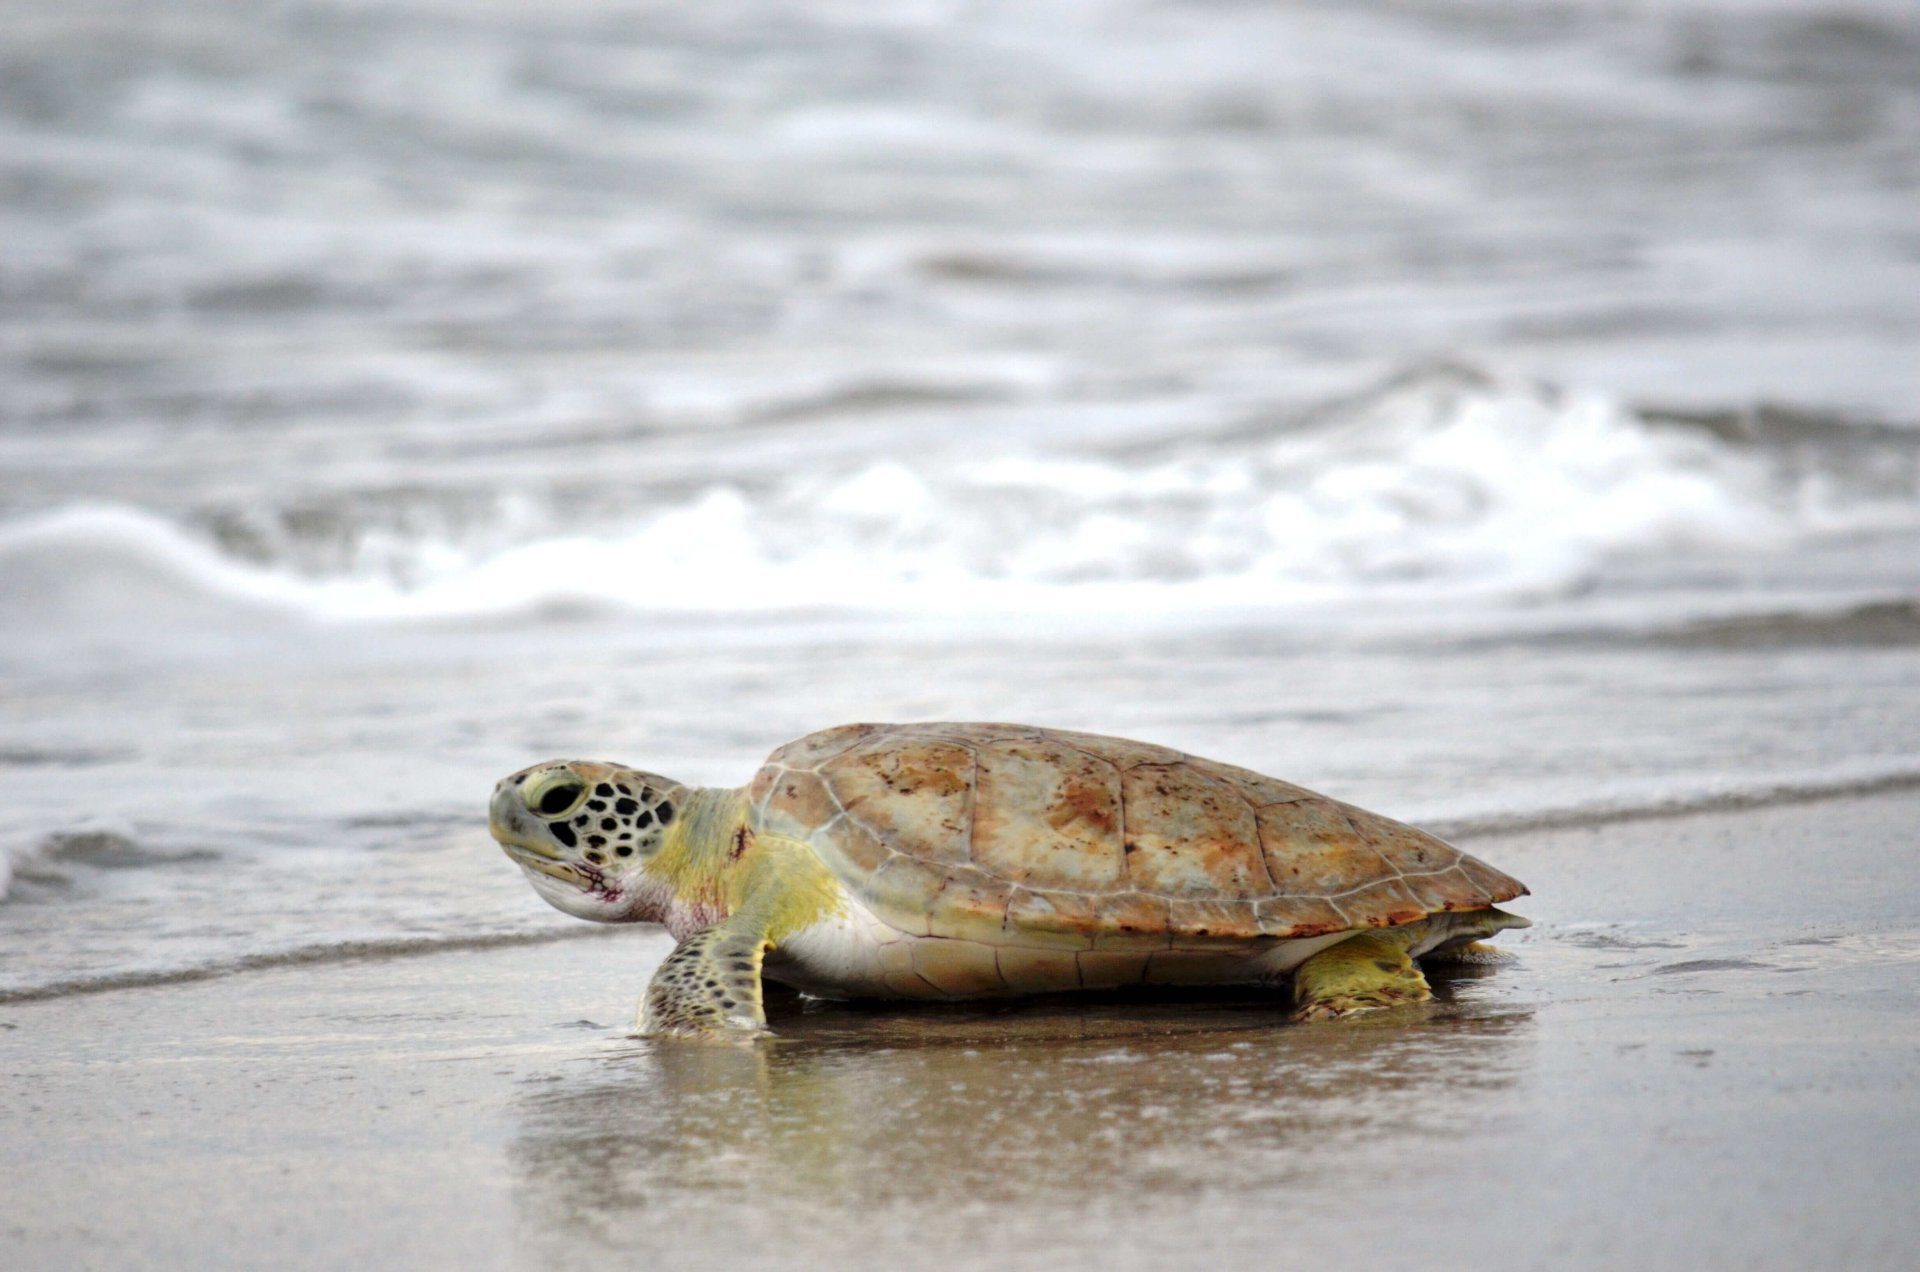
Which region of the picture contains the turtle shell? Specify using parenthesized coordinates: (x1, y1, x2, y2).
(746, 722, 1526, 951)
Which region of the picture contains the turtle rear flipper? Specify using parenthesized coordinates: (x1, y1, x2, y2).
(1290, 933, 1433, 1021)
(639, 925, 769, 1040)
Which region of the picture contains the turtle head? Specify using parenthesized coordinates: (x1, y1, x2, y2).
(489, 760, 686, 923)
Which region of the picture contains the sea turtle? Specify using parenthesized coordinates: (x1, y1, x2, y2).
(488, 722, 1529, 1039)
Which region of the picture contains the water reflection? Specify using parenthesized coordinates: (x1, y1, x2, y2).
(508, 981, 1533, 1254)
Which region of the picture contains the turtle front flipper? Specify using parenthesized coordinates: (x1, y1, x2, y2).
(1290, 932, 1433, 1022)
(639, 924, 770, 1040)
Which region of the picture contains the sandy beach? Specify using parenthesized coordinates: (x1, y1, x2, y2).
(6, 786, 1916, 1270)
(5, 2, 1920, 1268)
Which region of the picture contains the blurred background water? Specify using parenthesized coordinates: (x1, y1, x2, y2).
(2, 0, 1918, 997)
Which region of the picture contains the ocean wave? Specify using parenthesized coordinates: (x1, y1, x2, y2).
(0, 820, 154, 902)
(0, 927, 631, 1004)
(1651, 598, 1920, 649)
(0, 841, 39, 902)
(1428, 763, 1920, 840)
(2, 369, 1914, 627)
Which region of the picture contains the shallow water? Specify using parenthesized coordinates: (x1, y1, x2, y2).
(3, 1, 1920, 1009)
(4, 610, 1919, 999)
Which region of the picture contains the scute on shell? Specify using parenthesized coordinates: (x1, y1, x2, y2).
(826, 738, 975, 866)
(1255, 799, 1393, 894)
(756, 722, 1526, 947)
(754, 768, 843, 844)
(972, 737, 1126, 891)
(1119, 762, 1269, 898)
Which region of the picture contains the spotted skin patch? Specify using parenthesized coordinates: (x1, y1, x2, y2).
(516, 760, 684, 865)
(639, 926, 767, 1037)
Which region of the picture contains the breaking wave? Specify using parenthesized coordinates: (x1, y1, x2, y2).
(3, 369, 1915, 626)
(0, 842, 37, 902)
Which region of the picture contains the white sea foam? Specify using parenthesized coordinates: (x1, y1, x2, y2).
(1, 374, 1911, 629)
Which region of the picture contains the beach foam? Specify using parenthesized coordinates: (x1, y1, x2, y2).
(3, 370, 1911, 628)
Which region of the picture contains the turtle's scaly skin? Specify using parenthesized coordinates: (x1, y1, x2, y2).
(750, 722, 1523, 948)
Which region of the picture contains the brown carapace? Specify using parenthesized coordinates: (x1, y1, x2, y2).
(748, 722, 1526, 951)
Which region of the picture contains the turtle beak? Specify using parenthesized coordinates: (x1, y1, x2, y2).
(488, 778, 537, 847)
(503, 843, 590, 888)
(489, 778, 589, 887)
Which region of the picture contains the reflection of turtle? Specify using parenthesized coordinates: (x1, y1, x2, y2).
(489, 722, 1529, 1039)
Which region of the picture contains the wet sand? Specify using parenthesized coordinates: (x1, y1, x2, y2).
(4, 790, 1917, 1270)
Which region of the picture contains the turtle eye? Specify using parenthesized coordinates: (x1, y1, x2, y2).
(523, 770, 588, 819)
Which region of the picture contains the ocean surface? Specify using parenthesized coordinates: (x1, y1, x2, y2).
(3, 0, 1919, 1000)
